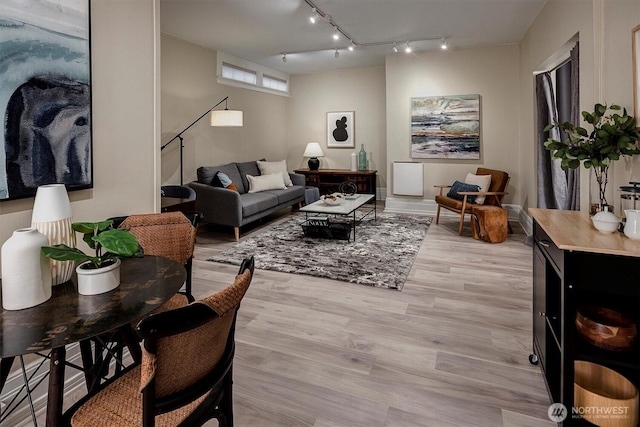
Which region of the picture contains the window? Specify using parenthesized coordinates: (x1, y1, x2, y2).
(221, 63, 257, 85)
(263, 75, 288, 92)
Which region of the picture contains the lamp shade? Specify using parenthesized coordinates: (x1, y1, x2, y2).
(303, 142, 324, 158)
(210, 110, 243, 127)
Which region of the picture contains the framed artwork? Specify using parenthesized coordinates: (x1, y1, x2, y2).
(327, 111, 355, 148)
(411, 95, 480, 159)
(0, 0, 92, 201)
(633, 25, 640, 129)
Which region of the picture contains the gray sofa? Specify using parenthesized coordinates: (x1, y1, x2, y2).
(189, 160, 305, 240)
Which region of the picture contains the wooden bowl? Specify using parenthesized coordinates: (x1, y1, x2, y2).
(574, 360, 639, 427)
(575, 306, 637, 351)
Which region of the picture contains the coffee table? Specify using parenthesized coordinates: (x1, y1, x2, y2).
(299, 193, 376, 241)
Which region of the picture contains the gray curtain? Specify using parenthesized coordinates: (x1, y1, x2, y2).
(535, 42, 580, 210)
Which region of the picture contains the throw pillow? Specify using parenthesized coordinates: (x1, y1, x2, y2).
(246, 173, 287, 193)
(212, 171, 239, 192)
(447, 180, 481, 203)
(465, 173, 491, 204)
(257, 160, 293, 187)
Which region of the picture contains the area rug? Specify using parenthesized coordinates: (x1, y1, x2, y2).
(208, 212, 431, 290)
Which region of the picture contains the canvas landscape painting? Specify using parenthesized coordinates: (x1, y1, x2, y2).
(411, 95, 480, 159)
(0, 0, 92, 201)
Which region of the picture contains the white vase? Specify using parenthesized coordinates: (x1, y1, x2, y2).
(1, 228, 52, 310)
(31, 184, 76, 285)
(76, 259, 121, 295)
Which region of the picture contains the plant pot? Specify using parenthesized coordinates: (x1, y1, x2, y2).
(76, 258, 121, 295)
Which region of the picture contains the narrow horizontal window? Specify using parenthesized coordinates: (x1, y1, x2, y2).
(263, 74, 288, 92)
(221, 63, 257, 85)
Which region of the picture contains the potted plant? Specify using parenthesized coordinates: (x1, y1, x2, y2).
(41, 220, 141, 295)
(544, 103, 640, 214)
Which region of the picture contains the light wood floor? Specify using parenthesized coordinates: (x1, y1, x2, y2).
(189, 207, 556, 427)
(20, 206, 555, 426)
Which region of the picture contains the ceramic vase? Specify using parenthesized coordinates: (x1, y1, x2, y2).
(76, 259, 121, 295)
(1, 228, 52, 310)
(31, 184, 76, 285)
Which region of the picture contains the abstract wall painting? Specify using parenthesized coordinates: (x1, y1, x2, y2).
(411, 95, 480, 159)
(327, 111, 355, 148)
(0, 0, 92, 201)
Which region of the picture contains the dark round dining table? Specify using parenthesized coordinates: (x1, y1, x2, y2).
(0, 255, 186, 426)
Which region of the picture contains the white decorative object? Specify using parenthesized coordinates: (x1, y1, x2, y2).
(76, 258, 121, 295)
(31, 184, 76, 285)
(624, 209, 640, 240)
(1, 228, 52, 310)
(350, 152, 357, 171)
(592, 208, 620, 233)
(321, 193, 344, 205)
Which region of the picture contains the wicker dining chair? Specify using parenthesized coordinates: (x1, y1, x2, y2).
(119, 212, 197, 299)
(62, 257, 255, 427)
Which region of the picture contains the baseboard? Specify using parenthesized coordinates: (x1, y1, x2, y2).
(384, 196, 521, 221)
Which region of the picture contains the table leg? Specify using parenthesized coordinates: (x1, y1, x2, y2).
(0, 357, 15, 392)
(46, 347, 65, 427)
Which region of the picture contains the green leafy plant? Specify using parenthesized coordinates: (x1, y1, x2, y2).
(544, 103, 640, 209)
(41, 220, 142, 269)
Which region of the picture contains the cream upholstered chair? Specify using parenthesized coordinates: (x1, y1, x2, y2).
(434, 168, 510, 235)
(63, 257, 255, 427)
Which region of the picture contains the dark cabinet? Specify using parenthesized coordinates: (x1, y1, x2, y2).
(294, 169, 377, 201)
(530, 209, 640, 427)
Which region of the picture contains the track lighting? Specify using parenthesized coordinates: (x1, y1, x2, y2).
(282, 53, 287, 63)
(333, 26, 340, 40)
(440, 37, 448, 50)
(309, 8, 318, 24)
(392, 42, 398, 53)
(348, 41, 355, 51)
(405, 42, 412, 53)
(334, 48, 339, 58)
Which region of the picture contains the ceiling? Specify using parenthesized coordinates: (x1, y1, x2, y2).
(160, 0, 547, 75)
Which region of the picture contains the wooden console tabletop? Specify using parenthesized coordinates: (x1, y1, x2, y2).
(529, 208, 640, 258)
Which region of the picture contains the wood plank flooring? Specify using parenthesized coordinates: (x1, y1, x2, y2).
(190, 207, 555, 426)
(19, 206, 555, 426)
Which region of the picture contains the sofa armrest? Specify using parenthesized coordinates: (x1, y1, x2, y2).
(188, 182, 243, 227)
(289, 172, 306, 187)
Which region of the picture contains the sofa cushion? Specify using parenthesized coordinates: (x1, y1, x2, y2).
(197, 163, 245, 193)
(257, 160, 293, 187)
(240, 192, 279, 217)
(264, 186, 305, 205)
(236, 161, 261, 194)
(247, 173, 287, 193)
(212, 171, 239, 192)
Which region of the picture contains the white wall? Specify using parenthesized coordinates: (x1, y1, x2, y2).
(161, 35, 290, 185)
(385, 44, 520, 212)
(0, 0, 160, 271)
(288, 67, 387, 189)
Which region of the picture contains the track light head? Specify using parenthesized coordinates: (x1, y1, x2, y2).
(332, 26, 340, 40)
(348, 41, 355, 51)
(440, 37, 448, 50)
(405, 42, 412, 53)
(282, 53, 287, 63)
(334, 48, 339, 58)
(392, 42, 398, 53)
(309, 8, 318, 24)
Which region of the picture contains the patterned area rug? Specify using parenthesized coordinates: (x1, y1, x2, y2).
(208, 212, 431, 290)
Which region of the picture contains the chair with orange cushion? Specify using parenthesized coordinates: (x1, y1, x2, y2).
(434, 168, 510, 235)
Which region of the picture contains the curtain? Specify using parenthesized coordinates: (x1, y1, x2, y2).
(535, 42, 580, 210)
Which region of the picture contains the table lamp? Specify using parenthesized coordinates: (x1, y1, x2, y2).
(303, 142, 324, 170)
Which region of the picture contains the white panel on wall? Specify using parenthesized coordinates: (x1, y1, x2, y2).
(393, 162, 423, 196)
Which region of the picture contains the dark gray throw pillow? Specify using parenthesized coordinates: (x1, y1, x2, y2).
(447, 180, 481, 203)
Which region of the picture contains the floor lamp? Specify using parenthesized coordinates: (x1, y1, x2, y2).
(161, 96, 243, 185)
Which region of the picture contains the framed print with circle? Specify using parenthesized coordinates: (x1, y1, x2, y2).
(327, 111, 355, 148)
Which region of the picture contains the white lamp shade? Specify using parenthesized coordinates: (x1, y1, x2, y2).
(31, 184, 72, 222)
(210, 110, 243, 127)
(303, 142, 324, 157)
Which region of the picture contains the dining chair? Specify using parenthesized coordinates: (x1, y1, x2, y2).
(434, 167, 510, 235)
(118, 212, 197, 299)
(62, 256, 255, 427)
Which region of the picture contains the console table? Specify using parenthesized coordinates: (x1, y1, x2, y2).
(529, 208, 640, 426)
(293, 169, 377, 200)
